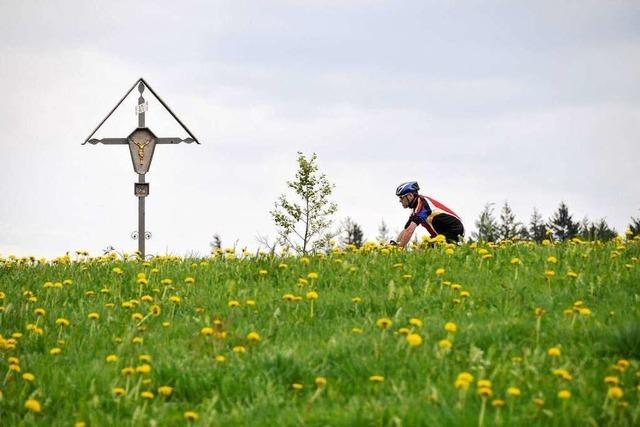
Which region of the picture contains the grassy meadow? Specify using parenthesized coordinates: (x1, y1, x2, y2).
(1, 237, 639, 426)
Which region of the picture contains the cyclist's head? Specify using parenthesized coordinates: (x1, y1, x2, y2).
(395, 181, 419, 197)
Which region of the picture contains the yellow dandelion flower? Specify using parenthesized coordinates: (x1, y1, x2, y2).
(507, 387, 521, 397)
(315, 377, 327, 387)
(233, 346, 246, 353)
(9, 364, 21, 372)
(22, 372, 35, 382)
(460, 291, 470, 298)
(132, 336, 143, 344)
(478, 387, 493, 397)
(34, 307, 46, 316)
(604, 376, 619, 386)
(566, 271, 578, 278)
(184, 277, 195, 284)
(608, 387, 623, 399)
(88, 312, 99, 320)
(215, 355, 225, 363)
(492, 399, 505, 407)
(158, 386, 173, 396)
(307, 272, 319, 279)
(477, 379, 492, 388)
(228, 300, 241, 308)
(451, 284, 462, 291)
(409, 318, 423, 327)
(438, 339, 453, 349)
(136, 364, 151, 374)
(553, 368, 572, 380)
(201, 327, 214, 336)
(406, 333, 423, 347)
(306, 291, 318, 300)
(132, 312, 144, 321)
(258, 270, 268, 276)
(291, 383, 304, 390)
(579, 307, 591, 316)
(369, 375, 384, 382)
(457, 372, 474, 383)
(397, 327, 411, 335)
(376, 318, 393, 329)
(246, 299, 256, 306)
(55, 318, 69, 327)
(435, 268, 445, 276)
(557, 389, 571, 399)
(140, 391, 154, 400)
(511, 257, 521, 265)
(547, 256, 557, 263)
(24, 399, 42, 413)
(50, 347, 62, 355)
(106, 354, 118, 363)
(352, 327, 363, 334)
(547, 347, 561, 357)
(533, 398, 545, 407)
(247, 332, 261, 342)
(444, 322, 457, 333)
(184, 411, 199, 421)
(169, 295, 181, 303)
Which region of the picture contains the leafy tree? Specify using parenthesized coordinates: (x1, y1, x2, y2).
(472, 203, 499, 242)
(270, 152, 338, 254)
(547, 201, 579, 241)
(497, 201, 525, 241)
(529, 208, 546, 243)
(377, 219, 391, 243)
(341, 217, 364, 248)
(628, 215, 640, 238)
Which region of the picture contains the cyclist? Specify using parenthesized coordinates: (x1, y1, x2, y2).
(393, 181, 464, 247)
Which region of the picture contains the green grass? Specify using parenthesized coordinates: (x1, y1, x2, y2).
(0, 238, 639, 426)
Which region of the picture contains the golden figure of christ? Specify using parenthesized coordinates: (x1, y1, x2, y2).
(133, 139, 151, 165)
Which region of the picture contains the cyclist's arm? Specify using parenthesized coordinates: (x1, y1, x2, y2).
(397, 222, 418, 248)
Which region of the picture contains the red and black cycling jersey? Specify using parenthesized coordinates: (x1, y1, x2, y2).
(404, 195, 463, 237)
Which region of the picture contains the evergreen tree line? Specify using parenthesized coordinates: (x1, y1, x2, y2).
(473, 201, 640, 243)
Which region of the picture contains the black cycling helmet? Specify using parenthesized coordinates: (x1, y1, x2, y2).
(395, 181, 420, 197)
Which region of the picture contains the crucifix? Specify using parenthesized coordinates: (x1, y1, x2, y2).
(83, 78, 200, 258)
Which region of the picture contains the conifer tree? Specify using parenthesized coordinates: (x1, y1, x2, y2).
(547, 202, 579, 241)
(341, 217, 364, 248)
(528, 208, 546, 243)
(497, 201, 524, 241)
(472, 203, 499, 242)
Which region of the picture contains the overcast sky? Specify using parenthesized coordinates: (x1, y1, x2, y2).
(1, 1, 639, 258)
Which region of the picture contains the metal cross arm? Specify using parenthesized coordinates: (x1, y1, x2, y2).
(86, 137, 196, 145)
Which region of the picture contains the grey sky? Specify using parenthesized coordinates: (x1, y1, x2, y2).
(1, 1, 639, 257)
